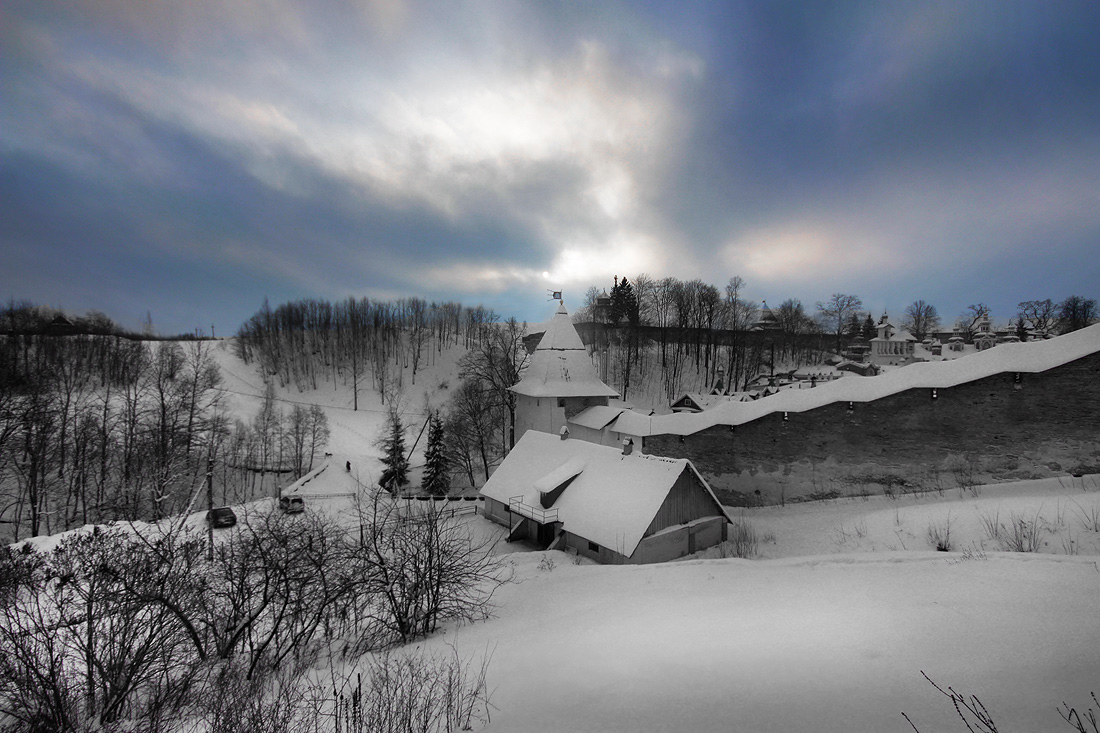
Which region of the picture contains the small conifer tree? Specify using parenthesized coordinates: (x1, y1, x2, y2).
(378, 406, 409, 494)
(861, 314, 876, 341)
(422, 413, 450, 496)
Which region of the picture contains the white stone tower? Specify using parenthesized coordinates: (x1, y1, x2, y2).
(511, 301, 619, 442)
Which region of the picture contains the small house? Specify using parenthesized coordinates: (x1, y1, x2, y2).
(480, 431, 730, 564)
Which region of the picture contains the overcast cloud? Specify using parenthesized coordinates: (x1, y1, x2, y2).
(2, 0, 1098, 334)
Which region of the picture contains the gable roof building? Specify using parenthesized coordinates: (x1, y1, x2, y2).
(480, 430, 730, 564)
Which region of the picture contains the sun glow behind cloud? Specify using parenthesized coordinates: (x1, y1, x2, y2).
(722, 223, 900, 289)
(48, 25, 701, 294)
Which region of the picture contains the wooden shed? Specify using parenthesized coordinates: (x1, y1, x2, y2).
(480, 430, 730, 564)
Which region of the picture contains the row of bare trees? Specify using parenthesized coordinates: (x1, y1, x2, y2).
(578, 276, 825, 402)
(234, 297, 503, 404)
(0, 491, 505, 732)
(441, 318, 529, 487)
(0, 333, 228, 539)
(0, 320, 330, 540)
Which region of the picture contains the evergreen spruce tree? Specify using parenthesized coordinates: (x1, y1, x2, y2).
(861, 314, 876, 341)
(422, 413, 450, 496)
(610, 276, 639, 326)
(377, 406, 409, 494)
(845, 312, 863, 340)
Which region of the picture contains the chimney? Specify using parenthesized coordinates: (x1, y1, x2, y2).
(622, 438, 633, 456)
(559, 425, 569, 441)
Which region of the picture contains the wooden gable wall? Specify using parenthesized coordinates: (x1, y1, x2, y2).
(644, 467, 724, 537)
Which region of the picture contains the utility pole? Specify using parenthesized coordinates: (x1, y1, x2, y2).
(206, 456, 214, 561)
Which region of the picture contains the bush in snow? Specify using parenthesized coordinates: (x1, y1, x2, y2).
(332, 645, 494, 733)
(904, 672, 1100, 733)
(1000, 510, 1044, 552)
(926, 515, 953, 552)
(719, 518, 759, 559)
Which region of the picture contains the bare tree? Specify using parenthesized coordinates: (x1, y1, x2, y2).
(720, 276, 759, 391)
(348, 487, 507, 645)
(816, 293, 863, 354)
(902, 300, 942, 342)
(955, 303, 990, 343)
(1058, 295, 1098, 334)
(458, 317, 528, 451)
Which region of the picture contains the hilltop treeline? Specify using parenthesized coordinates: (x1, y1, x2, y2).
(234, 297, 503, 402)
(574, 275, 827, 402)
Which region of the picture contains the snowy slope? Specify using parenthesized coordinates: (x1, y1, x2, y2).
(427, 548, 1098, 732)
(16, 333, 1100, 732)
(412, 475, 1100, 732)
(206, 337, 468, 481)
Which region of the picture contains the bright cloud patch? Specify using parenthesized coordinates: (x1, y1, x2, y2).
(49, 29, 700, 295)
(724, 225, 895, 283)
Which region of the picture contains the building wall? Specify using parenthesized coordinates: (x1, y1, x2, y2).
(644, 468, 724, 536)
(565, 422, 629, 449)
(646, 351, 1100, 505)
(483, 497, 512, 527)
(561, 515, 727, 564)
(514, 394, 611, 443)
(629, 516, 728, 564)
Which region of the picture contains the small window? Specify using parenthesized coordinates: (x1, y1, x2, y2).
(558, 398, 566, 408)
(588, 541, 599, 553)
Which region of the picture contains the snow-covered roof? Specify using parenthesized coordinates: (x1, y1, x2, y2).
(481, 431, 726, 556)
(670, 392, 756, 412)
(568, 405, 629, 430)
(510, 302, 619, 398)
(616, 322, 1100, 437)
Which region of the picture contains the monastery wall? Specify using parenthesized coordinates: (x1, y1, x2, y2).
(646, 351, 1100, 505)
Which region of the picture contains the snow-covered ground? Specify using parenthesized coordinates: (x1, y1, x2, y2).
(135, 458, 1095, 733)
(209, 336, 1100, 732)
(206, 337, 466, 485)
(379, 474, 1095, 733)
(17, 336, 1099, 732)
(18, 472, 1100, 732)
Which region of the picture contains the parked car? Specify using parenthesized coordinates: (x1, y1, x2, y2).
(205, 506, 237, 528)
(278, 495, 305, 514)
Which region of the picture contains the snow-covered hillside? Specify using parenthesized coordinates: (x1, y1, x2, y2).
(206, 337, 468, 486)
(192, 334, 1100, 732)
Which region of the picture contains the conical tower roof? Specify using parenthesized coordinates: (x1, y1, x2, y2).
(510, 302, 619, 398)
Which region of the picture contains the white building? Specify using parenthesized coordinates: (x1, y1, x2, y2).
(511, 302, 619, 444)
(480, 430, 730, 564)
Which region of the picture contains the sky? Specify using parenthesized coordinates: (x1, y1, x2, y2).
(2, 1, 1099, 336)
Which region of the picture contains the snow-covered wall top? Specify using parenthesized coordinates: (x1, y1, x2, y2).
(614, 322, 1100, 438)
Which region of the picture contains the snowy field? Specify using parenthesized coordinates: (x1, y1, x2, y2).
(19, 478, 1100, 732)
(397, 476, 1100, 733)
(130, 461, 1097, 733)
